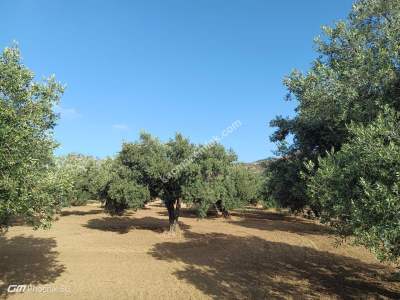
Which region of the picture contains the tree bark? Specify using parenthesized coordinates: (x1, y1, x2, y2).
(166, 198, 181, 232)
(215, 200, 230, 218)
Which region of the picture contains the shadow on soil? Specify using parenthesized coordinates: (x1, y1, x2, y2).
(84, 216, 191, 234)
(228, 208, 332, 236)
(60, 209, 104, 217)
(157, 207, 236, 219)
(157, 209, 203, 219)
(149, 231, 400, 299)
(0, 235, 65, 298)
(158, 207, 331, 236)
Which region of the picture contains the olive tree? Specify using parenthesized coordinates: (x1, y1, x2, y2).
(101, 160, 150, 215)
(54, 154, 104, 206)
(116, 132, 195, 231)
(268, 0, 400, 211)
(230, 164, 263, 206)
(264, 0, 400, 264)
(104, 132, 252, 232)
(0, 45, 64, 229)
(307, 108, 400, 263)
(182, 143, 238, 218)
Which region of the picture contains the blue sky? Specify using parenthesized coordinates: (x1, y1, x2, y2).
(1, 0, 353, 162)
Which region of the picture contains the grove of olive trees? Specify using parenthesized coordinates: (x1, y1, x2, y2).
(98, 132, 262, 231)
(1, 0, 399, 270)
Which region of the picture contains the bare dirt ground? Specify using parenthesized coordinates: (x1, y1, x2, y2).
(0, 201, 399, 300)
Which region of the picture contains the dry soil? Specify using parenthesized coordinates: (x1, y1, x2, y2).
(0, 201, 399, 299)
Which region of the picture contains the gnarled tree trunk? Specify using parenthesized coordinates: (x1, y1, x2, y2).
(215, 200, 230, 218)
(166, 198, 181, 232)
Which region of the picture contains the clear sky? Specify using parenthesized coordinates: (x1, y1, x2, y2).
(1, 0, 353, 162)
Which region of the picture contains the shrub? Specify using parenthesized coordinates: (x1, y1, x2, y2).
(307, 107, 400, 263)
(0, 45, 64, 229)
(54, 154, 101, 206)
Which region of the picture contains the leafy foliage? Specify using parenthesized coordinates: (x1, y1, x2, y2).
(307, 108, 400, 262)
(268, 0, 400, 212)
(266, 0, 400, 262)
(53, 154, 104, 206)
(102, 133, 256, 229)
(263, 155, 308, 212)
(229, 165, 263, 206)
(182, 143, 238, 217)
(0, 45, 64, 229)
(101, 158, 150, 215)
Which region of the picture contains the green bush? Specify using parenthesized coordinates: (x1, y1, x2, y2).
(101, 133, 254, 230)
(229, 165, 263, 206)
(263, 155, 309, 212)
(307, 108, 400, 263)
(54, 154, 102, 206)
(98, 142, 154, 215)
(182, 143, 239, 217)
(268, 0, 400, 212)
(103, 164, 150, 215)
(0, 45, 64, 229)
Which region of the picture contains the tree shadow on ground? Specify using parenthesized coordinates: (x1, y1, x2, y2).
(157, 207, 331, 236)
(229, 208, 332, 236)
(157, 209, 204, 219)
(0, 235, 65, 298)
(60, 209, 104, 217)
(84, 216, 191, 234)
(149, 231, 400, 299)
(157, 208, 224, 219)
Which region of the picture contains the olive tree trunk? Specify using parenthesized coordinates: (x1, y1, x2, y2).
(166, 198, 181, 232)
(215, 200, 230, 218)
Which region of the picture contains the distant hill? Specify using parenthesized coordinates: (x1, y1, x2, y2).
(239, 157, 276, 173)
